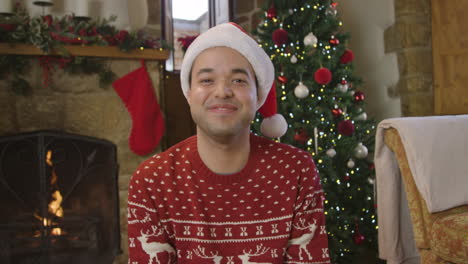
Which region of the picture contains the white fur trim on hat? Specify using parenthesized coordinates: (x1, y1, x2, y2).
(180, 23, 275, 109)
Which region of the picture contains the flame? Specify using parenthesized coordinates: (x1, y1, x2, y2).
(34, 150, 64, 236)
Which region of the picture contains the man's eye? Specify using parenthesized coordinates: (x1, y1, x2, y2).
(233, 79, 247, 84)
(200, 79, 213, 84)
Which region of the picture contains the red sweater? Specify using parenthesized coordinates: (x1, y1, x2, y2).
(128, 134, 330, 264)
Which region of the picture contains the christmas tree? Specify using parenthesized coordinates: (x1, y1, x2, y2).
(252, 1, 379, 263)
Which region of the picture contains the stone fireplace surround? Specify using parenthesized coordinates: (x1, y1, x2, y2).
(0, 58, 163, 263)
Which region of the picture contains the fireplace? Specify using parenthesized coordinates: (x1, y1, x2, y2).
(0, 131, 121, 264)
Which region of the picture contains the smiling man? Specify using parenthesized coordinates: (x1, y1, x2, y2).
(127, 23, 330, 264)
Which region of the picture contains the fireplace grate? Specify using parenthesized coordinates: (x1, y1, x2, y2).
(0, 131, 121, 264)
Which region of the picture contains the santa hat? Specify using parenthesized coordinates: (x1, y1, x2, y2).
(180, 22, 287, 138)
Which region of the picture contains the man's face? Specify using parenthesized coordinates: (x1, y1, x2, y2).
(187, 47, 259, 139)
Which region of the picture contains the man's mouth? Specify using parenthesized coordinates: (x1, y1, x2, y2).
(208, 104, 238, 113)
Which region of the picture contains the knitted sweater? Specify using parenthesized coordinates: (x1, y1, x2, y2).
(128, 134, 330, 264)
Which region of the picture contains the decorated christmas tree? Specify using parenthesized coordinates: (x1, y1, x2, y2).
(252, 1, 379, 263)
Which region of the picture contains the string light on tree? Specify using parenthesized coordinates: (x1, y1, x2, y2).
(251, 1, 378, 261)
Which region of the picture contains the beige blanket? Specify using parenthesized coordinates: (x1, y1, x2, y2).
(374, 115, 468, 263)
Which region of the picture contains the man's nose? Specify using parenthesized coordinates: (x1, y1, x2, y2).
(213, 80, 233, 98)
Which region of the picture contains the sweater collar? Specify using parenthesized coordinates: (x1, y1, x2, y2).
(188, 133, 261, 185)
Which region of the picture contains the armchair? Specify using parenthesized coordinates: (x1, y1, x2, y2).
(384, 128, 468, 264)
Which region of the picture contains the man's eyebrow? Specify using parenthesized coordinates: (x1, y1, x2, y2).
(196, 68, 214, 76)
(231, 68, 249, 76)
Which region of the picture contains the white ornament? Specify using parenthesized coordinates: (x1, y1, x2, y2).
(290, 55, 298, 64)
(326, 8, 337, 16)
(294, 82, 309, 99)
(347, 159, 355, 168)
(336, 83, 348, 93)
(355, 112, 367, 121)
(368, 178, 375, 185)
(303, 32, 318, 47)
(354, 143, 368, 159)
(289, 9, 294, 15)
(326, 148, 336, 158)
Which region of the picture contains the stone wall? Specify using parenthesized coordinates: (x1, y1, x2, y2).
(384, 0, 433, 116)
(232, 0, 265, 33)
(0, 58, 163, 264)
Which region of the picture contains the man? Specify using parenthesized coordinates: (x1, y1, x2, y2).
(127, 23, 330, 264)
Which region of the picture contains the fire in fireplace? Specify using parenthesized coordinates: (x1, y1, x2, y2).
(0, 131, 121, 264)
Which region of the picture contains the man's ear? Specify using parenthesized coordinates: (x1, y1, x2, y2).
(186, 89, 192, 106)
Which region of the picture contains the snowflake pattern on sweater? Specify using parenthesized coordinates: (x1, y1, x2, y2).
(128, 134, 330, 264)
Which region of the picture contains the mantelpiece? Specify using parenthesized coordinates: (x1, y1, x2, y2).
(0, 43, 170, 60)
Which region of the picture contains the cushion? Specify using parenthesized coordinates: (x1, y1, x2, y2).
(430, 212, 468, 263)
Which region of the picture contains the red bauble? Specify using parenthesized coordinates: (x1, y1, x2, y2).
(353, 232, 366, 245)
(294, 129, 309, 144)
(331, 108, 343, 117)
(267, 6, 277, 19)
(354, 90, 365, 102)
(329, 38, 340, 46)
(277, 75, 288, 84)
(343, 175, 351, 181)
(314, 67, 332, 85)
(369, 162, 375, 170)
(340, 49, 355, 64)
(272, 28, 289, 46)
(337, 120, 355, 136)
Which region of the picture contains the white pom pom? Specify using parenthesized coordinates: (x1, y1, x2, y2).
(261, 114, 288, 138)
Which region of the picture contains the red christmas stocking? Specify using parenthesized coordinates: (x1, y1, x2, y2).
(113, 60, 165, 155)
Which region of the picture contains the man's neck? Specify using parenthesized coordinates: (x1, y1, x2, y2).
(196, 129, 251, 175)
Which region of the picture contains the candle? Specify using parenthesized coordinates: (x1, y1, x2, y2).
(75, 0, 89, 17)
(0, 0, 12, 14)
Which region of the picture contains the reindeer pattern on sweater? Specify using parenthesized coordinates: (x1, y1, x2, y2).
(128, 134, 330, 264)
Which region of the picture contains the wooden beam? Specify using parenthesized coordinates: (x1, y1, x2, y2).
(0, 43, 170, 60)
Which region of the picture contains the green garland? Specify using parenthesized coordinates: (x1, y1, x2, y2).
(0, 4, 169, 95)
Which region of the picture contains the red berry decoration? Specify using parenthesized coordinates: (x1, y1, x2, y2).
(294, 129, 309, 144)
(277, 75, 288, 84)
(337, 120, 355, 136)
(340, 49, 355, 64)
(267, 5, 277, 19)
(331, 108, 343, 117)
(354, 90, 365, 102)
(314, 67, 332, 85)
(272, 28, 289, 46)
(0, 23, 17, 31)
